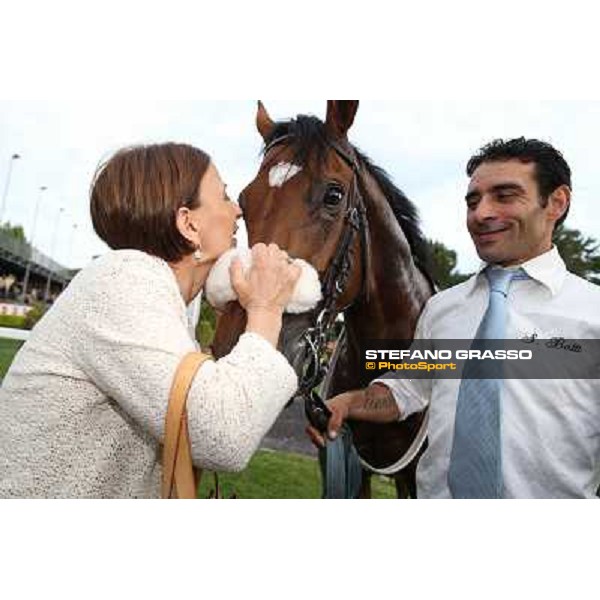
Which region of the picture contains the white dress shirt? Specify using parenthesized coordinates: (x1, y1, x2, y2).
(373, 247, 600, 498)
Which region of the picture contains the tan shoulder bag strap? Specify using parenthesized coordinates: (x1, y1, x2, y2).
(162, 351, 212, 499)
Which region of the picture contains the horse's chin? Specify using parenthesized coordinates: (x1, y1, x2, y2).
(211, 301, 247, 359)
(212, 303, 315, 381)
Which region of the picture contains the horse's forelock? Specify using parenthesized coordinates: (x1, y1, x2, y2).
(263, 115, 330, 169)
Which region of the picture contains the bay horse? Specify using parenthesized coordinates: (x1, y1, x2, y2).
(212, 100, 434, 498)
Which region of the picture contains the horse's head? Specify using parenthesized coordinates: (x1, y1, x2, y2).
(212, 101, 367, 379)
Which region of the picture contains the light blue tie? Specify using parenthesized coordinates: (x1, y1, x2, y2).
(448, 267, 528, 498)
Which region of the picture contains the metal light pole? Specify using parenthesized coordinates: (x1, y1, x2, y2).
(21, 185, 47, 304)
(1, 153, 21, 224)
(44, 206, 64, 302)
(62, 223, 78, 291)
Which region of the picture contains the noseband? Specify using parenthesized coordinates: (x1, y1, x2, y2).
(263, 135, 372, 431)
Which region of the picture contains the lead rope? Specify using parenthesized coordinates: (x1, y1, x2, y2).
(319, 424, 363, 498)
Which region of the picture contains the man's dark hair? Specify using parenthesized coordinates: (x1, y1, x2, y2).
(466, 137, 572, 228)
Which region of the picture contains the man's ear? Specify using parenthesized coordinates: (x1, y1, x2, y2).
(547, 185, 571, 225)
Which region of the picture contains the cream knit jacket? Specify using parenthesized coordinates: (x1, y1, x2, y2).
(0, 250, 298, 498)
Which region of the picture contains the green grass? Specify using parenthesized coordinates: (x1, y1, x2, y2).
(197, 448, 397, 499)
(0, 338, 23, 378)
(0, 314, 27, 329)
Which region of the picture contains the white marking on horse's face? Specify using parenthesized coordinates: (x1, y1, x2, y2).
(268, 162, 302, 187)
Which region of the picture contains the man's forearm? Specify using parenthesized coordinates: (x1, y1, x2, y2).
(347, 383, 401, 423)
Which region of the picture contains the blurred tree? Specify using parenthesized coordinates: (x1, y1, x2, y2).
(196, 298, 217, 351)
(553, 226, 600, 284)
(23, 302, 47, 330)
(428, 239, 471, 290)
(0, 221, 26, 242)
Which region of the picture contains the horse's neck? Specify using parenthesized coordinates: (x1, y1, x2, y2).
(344, 171, 431, 353)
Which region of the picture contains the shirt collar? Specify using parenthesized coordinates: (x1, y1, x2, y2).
(464, 246, 567, 297)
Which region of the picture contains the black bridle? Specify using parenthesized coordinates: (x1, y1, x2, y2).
(263, 135, 371, 432)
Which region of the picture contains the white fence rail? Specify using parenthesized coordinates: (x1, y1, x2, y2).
(0, 327, 30, 341)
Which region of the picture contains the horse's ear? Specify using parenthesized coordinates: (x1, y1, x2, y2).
(256, 100, 275, 140)
(325, 101, 359, 139)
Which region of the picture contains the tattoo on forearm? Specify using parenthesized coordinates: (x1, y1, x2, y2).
(363, 385, 396, 413)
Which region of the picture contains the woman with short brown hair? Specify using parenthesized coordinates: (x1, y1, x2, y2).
(0, 142, 300, 498)
(91, 143, 212, 262)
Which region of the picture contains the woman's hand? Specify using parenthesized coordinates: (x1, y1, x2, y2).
(230, 243, 301, 346)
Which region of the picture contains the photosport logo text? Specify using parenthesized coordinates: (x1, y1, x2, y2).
(357, 339, 598, 379)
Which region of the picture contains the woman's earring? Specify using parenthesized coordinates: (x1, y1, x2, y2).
(193, 247, 204, 262)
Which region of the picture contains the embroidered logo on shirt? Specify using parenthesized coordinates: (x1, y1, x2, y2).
(519, 332, 583, 353)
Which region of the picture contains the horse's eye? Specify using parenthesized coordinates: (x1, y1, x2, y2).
(323, 184, 344, 207)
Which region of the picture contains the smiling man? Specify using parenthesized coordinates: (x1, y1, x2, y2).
(309, 138, 600, 499)
(465, 140, 570, 266)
